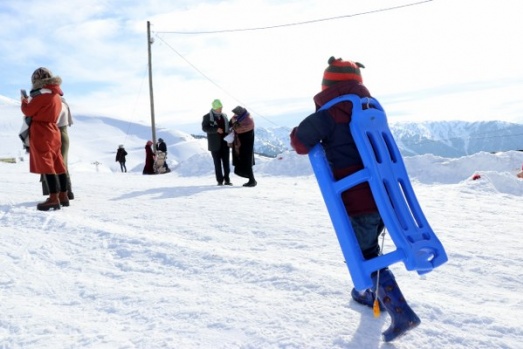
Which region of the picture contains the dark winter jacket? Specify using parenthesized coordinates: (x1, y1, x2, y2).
(156, 140, 167, 153)
(290, 80, 378, 217)
(116, 148, 127, 163)
(202, 110, 230, 152)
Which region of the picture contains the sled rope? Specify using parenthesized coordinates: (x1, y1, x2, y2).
(373, 230, 387, 318)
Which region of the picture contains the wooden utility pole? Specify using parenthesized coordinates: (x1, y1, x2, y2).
(147, 21, 157, 147)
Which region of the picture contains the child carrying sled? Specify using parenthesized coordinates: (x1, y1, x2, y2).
(290, 57, 421, 342)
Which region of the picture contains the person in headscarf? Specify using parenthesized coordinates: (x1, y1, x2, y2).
(142, 140, 156, 175)
(230, 105, 256, 187)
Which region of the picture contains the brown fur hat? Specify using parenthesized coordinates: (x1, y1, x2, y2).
(31, 67, 62, 90)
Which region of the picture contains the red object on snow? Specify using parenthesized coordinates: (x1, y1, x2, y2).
(472, 174, 481, 180)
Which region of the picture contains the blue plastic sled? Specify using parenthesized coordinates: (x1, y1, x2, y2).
(309, 94, 448, 291)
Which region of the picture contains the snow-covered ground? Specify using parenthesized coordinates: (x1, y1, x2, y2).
(1, 101, 523, 348)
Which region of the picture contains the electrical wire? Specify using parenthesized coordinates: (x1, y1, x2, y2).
(150, 0, 434, 128)
(157, 1, 433, 35)
(153, 33, 280, 126)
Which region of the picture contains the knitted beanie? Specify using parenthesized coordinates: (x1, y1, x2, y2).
(321, 56, 365, 90)
(212, 99, 223, 110)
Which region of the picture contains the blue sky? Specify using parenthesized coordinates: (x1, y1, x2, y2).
(2, 0, 522, 133)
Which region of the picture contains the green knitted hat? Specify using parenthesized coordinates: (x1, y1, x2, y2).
(212, 99, 223, 110)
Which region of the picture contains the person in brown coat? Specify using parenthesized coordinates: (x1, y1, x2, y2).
(21, 67, 69, 211)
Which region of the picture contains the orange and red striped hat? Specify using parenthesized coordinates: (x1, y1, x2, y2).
(321, 56, 365, 90)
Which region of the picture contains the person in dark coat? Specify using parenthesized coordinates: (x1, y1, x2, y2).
(230, 105, 256, 187)
(142, 140, 155, 175)
(155, 138, 170, 172)
(202, 99, 232, 185)
(115, 144, 128, 172)
(21, 67, 69, 211)
(290, 57, 420, 341)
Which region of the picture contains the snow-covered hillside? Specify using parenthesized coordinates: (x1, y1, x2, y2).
(3, 94, 523, 160)
(2, 94, 523, 348)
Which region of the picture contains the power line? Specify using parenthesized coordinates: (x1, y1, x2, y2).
(153, 35, 228, 95)
(150, 0, 434, 127)
(157, 0, 433, 35)
(153, 33, 279, 126)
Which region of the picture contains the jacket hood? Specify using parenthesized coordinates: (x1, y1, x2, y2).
(32, 75, 62, 91)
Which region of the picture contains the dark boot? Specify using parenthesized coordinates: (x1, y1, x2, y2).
(59, 191, 70, 207)
(374, 269, 421, 342)
(351, 288, 382, 310)
(243, 179, 257, 187)
(66, 177, 74, 200)
(37, 193, 61, 211)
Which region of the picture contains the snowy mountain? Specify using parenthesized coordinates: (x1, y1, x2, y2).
(253, 126, 293, 157)
(253, 120, 523, 158)
(3, 94, 523, 160)
(249, 120, 522, 158)
(389, 120, 523, 157)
